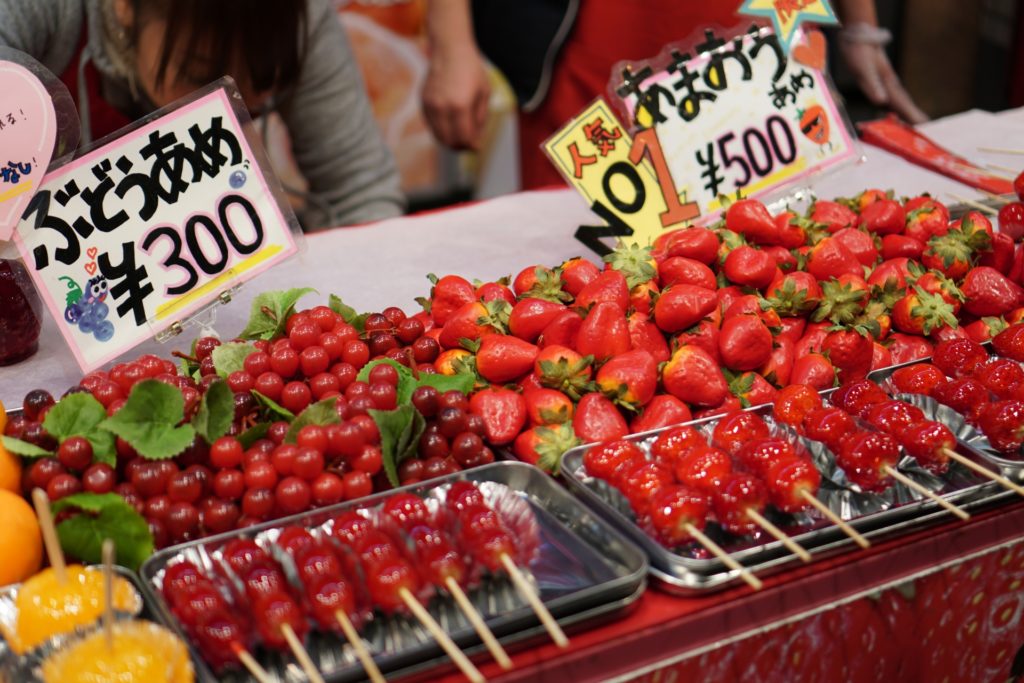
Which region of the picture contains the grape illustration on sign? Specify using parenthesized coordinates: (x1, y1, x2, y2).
(738, 0, 839, 52)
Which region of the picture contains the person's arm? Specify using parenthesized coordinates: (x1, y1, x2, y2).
(421, 0, 491, 150)
(279, 0, 405, 231)
(834, 0, 928, 124)
(0, 0, 82, 76)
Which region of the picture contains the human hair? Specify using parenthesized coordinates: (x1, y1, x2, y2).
(131, 0, 308, 93)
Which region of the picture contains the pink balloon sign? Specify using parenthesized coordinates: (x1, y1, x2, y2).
(0, 61, 57, 240)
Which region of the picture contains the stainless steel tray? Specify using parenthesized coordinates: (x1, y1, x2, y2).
(140, 461, 648, 682)
(870, 357, 1024, 476)
(561, 399, 1010, 595)
(0, 566, 158, 682)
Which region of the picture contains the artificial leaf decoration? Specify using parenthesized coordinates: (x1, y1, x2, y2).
(240, 288, 316, 340)
(99, 380, 195, 460)
(192, 380, 234, 444)
(285, 398, 341, 443)
(52, 493, 154, 571)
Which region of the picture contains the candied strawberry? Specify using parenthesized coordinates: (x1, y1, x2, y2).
(836, 432, 899, 492)
(899, 421, 955, 474)
(649, 425, 706, 469)
(992, 323, 1024, 362)
(649, 485, 711, 546)
(972, 358, 1024, 399)
(931, 377, 992, 423)
(831, 380, 888, 418)
(711, 411, 771, 456)
(978, 400, 1024, 453)
(711, 473, 769, 536)
(932, 338, 989, 378)
(734, 438, 799, 477)
(764, 458, 822, 513)
(772, 384, 824, 426)
(802, 407, 856, 451)
(620, 463, 674, 516)
(890, 363, 946, 396)
(864, 400, 926, 436)
(673, 445, 733, 493)
(582, 439, 645, 481)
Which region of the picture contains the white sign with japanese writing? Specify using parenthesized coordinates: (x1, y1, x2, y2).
(617, 27, 857, 220)
(13, 86, 298, 372)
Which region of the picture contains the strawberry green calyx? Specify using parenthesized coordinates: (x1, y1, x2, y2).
(522, 266, 572, 303)
(534, 423, 581, 475)
(909, 286, 958, 335)
(475, 300, 512, 334)
(767, 278, 814, 317)
(538, 355, 595, 401)
(983, 316, 1009, 337)
(812, 279, 867, 325)
(926, 228, 976, 269)
(604, 242, 656, 289)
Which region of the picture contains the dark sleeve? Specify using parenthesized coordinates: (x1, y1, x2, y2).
(279, 0, 405, 230)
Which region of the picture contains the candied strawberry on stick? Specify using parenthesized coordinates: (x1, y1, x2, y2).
(711, 411, 771, 456)
(931, 377, 992, 424)
(649, 426, 707, 469)
(864, 400, 926, 436)
(831, 380, 888, 418)
(674, 445, 733, 493)
(890, 364, 946, 396)
(801, 406, 857, 452)
(711, 473, 811, 562)
(772, 385, 823, 427)
(902, 419, 1024, 495)
(734, 438, 800, 477)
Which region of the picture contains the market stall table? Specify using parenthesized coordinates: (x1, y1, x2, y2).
(4, 107, 1024, 682)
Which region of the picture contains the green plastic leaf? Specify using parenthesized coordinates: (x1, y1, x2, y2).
(239, 288, 315, 340)
(329, 294, 367, 333)
(285, 398, 341, 443)
(252, 391, 296, 422)
(53, 493, 154, 571)
(211, 342, 255, 378)
(1, 435, 53, 458)
(417, 372, 474, 396)
(99, 380, 195, 460)
(41, 393, 115, 464)
(369, 405, 426, 487)
(238, 422, 271, 450)
(357, 358, 416, 405)
(192, 380, 234, 444)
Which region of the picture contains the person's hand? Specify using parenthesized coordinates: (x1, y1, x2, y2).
(838, 37, 929, 125)
(422, 45, 491, 151)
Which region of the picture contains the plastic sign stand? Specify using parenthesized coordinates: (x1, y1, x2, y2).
(12, 78, 302, 372)
(0, 49, 80, 241)
(544, 25, 860, 255)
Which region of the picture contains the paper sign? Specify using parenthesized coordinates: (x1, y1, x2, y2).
(14, 85, 299, 372)
(543, 99, 700, 255)
(0, 61, 57, 240)
(738, 0, 839, 51)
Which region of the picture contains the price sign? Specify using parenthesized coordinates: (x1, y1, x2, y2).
(546, 26, 857, 254)
(13, 83, 299, 372)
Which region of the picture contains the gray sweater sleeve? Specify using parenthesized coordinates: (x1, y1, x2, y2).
(0, 0, 83, 76)
(281, 0, 406, 230)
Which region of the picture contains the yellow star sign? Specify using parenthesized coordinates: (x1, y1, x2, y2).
(738, 0, 839, 51)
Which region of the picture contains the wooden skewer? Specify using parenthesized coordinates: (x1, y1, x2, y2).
(978, 146, 1024, 155)
(981, 190, 1012, 206)
(883, 465, 970, 520)
(398, 587, 485, 683)
(745, 508, 812, 562)
(986, 163, 1019, 177)
(946, 193, 998, 216)
(334, 610, 386, 683)
(445, 576, 513, 670)
(102, 539, 115, 651)
(684, 523, 763, 591)
(31, 488, 66, 584)
(942, 448, 1024, 497)
(281, 622, 326, 683)
(230, 643, 273, 683)
(799, 491, 870, 549)
(499, 553, 569, 649)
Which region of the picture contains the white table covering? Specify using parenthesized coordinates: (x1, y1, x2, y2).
(3, 108, 1022, 406)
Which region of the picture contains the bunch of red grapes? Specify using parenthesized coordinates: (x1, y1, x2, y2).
(3, 305, 496, 549)
(583, 411, 822, 548)
(160, 482, 529, 676)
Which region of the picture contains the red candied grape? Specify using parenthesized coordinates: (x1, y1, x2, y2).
(296, 425, 328, 452)
(369, 333, 399, 357)
(351, 444, 382, 475)
(22, 423, 57, 451)
(166, 502, 201, 542)
(194, 336, 221, 360)
(202, 500, 240, 535)
(331, 362, 357, 389)
(300, 346, 330, 376)
(412, 336, 440, 363)
(210, 436, 244, 469)
(348, 396, 376, 417)
(422, 456, 450, 480)
(81, 463, 115, 493)
(395, 317, 424, 344)
(309, 305, 338, 331)
(23, 389, 55, 421)
(145, 495, 171, 521)
(310, 372, 340, 399)
(213, 469, 245, 500)
(148, 518, 169, 548)
(46, 473, 82, 500)
(368, 383, 397, 410)
(168, 470, 203, 504)
(382, 307, 406, 327)
(234, 392, 256, 421)
(267, 421, 290, 444)
(411, 385, 440, 417)
(271, 444, 299, 476)
(57, 436, 93, 472)
(319, 333, 344, 361)
(269, 347, 299, 378)
(276, 476, 312, 514)
(419, 431, 450, 459)
(92, 380, 124, 408)
(131, 461, 174, 498)
(342, 340, 370, 369)
(290, 322, 320, 350)
(350, 414, 379, 443)
(327, 421, 366, 459)
(27, 458, 65, 491)
(254, 372, 285, 402)
(439, 390, 470, 412)
(368, 363, 400, 387)
(342, 471, 372, 500)
(363, 313, 391, 334)
(398, 458, 424, 484)
(344, 380, 370, 401)
(451, 432, 484, 467)
(198, 357, 216, 378)
(332, 322, 359, 343)
(245, 461, 279, 490)
(437, 407, 467, 439)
